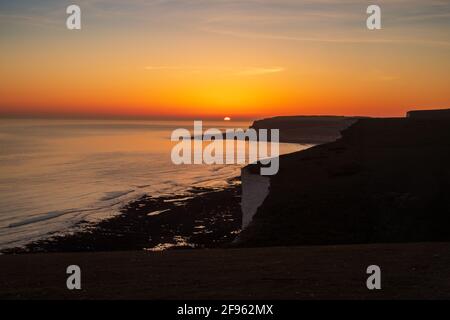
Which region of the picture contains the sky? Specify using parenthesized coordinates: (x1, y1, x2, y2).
(0, 0, 449, 119)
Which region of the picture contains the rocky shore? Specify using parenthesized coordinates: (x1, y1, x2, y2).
(2, 182, 242, 254)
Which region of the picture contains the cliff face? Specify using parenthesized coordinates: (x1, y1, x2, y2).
(251, 116, 361, 144)
(238, 117, 450, 247)
(240, 167, 270, 230)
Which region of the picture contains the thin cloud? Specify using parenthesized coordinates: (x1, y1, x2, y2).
(144, 65, 285, 76)
(235, 67, 285, 76)
(202, 27, 450, 47)
(144, 66, 202, 71)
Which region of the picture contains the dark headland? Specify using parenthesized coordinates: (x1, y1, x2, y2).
(250, 115, 363, 144)
(1, 109, 450, 299)
(239, 110, 450, 247)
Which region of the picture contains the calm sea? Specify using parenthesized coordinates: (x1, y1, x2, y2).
(0, 119, 308, 250)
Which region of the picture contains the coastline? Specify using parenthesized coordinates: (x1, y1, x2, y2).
(1, 180, 242, 254)
(0, 116, 343, 254)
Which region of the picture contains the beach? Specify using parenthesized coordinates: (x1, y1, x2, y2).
(2, 182, 242, 254)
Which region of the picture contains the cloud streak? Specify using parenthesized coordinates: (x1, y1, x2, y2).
(144, 65, 285, 76)
(234, 67, 285, 76)
(201, 26, 450, 47)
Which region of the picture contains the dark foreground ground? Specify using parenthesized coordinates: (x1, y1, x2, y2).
(1, 242, 450, 299)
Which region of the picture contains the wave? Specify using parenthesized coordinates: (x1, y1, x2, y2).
(99, 190, 134, 201)
(7, 208, 90, 228)
(8, 190, 137, 229)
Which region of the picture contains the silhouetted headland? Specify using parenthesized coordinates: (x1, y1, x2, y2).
(238, 109, 450, 246)
(251, 115, 365, 144)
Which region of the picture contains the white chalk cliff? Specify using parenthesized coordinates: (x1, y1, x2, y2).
(240, 167, 270, 230)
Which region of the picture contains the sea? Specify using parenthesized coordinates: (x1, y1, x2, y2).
(0, 118, 310, 250)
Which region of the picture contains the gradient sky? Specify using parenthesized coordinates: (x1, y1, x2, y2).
(1, 0, 449, 119)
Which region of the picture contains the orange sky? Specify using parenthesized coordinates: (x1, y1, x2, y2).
(1, 1, 449, 119)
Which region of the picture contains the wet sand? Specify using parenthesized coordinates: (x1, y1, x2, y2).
(2, 182, 242, 254)
(1, 242, 450, 299)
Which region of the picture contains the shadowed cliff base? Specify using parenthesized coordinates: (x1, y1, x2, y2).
(239, 113, 450, 247)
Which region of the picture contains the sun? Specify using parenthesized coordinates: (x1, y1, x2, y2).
(224, 117, 231, 121)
